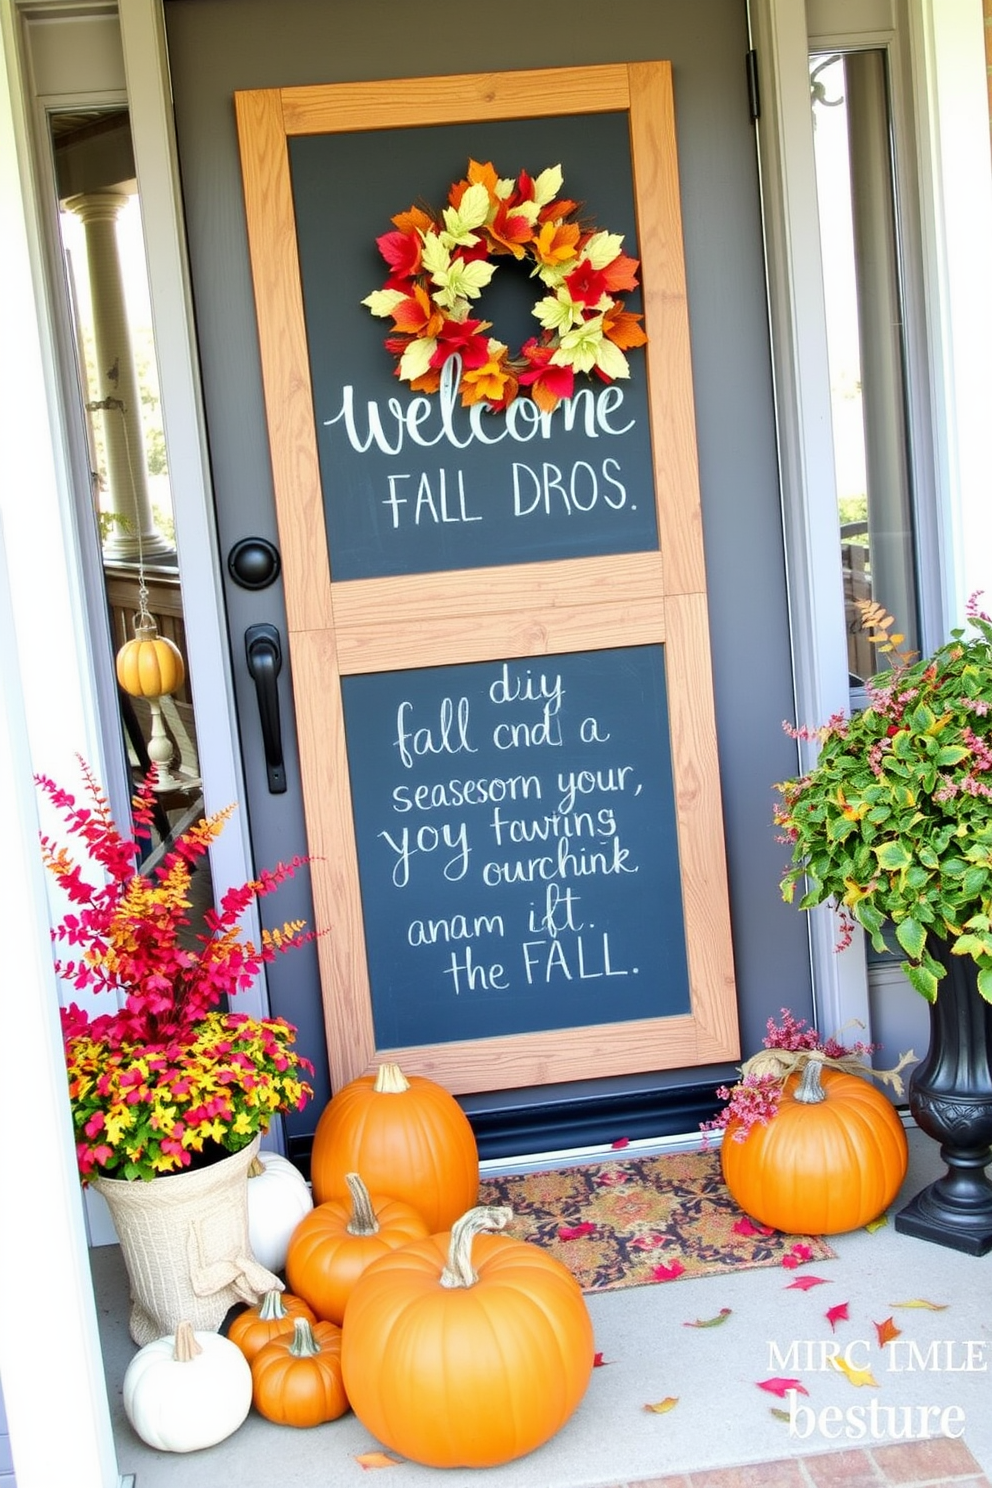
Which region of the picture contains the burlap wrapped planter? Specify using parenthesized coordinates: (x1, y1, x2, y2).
(94, 1135, 282, 1344)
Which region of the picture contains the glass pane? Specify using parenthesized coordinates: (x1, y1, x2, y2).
(810, 50, 919, 686)
(50, 107, 207, 880)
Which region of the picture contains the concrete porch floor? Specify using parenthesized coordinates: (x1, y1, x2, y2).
(88, 1124, 992, 1488)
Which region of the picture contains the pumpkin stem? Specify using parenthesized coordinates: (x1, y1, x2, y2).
(345, 1172, 380, 1236)
(439, 1205, 513, 1289)
(248, 1155, 265, 1178)
(288, 1317, 322, 1357)
(795, 1056, 829, 1105)
(172, 1321, 203, 1363)
(257, 1290, 290, 1321)
(373, 1063, 410, 1094)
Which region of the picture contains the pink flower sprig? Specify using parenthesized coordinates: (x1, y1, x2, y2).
(701, 1009, 883, 1144)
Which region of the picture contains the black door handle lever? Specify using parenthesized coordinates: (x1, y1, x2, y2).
(245, 623, 287, 794)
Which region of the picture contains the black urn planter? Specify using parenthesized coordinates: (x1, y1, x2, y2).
(895, 937, 992, 1255)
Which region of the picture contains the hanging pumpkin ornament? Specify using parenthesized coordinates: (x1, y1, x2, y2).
(720, 1056, 908, 1234)
(309, 1062, 479, 1231)
(115, 602, 186, 790)
(116, 610, 185, 700)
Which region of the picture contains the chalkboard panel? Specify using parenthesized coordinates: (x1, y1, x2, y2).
(288, 111, 658, 581)
(341, 645, 690, 1048)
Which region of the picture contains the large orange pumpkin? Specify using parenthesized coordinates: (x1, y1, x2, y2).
(309, 1063, 479, 1231)
(285, 1172, 429, 1324)
(720, 1058, 908, 1234)
(341, 1205, 595, 1468)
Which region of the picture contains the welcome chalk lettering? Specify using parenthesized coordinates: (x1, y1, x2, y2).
(341, 647, 691, 1048)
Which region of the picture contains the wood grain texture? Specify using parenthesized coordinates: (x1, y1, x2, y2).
(235, 62, 740, 1092)
(279, 66, 632, 136)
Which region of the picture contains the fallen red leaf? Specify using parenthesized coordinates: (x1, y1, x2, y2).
(593, 1352, 615, 1367)
(782, 1243, 814, 1269)
(650, 1260, 685, 1282)
(733, 1216, 775, 1237)
(758, 1377, 808, 1398)
(875, 1316, 901, 1346)
(557, 1223, 596, 1241)
(785, 1275, 830, 1291)
(826, 1302, 850, 1331)
(611, 1137, 631, 1149)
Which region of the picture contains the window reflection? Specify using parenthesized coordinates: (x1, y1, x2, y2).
(810, 50, 919, 687)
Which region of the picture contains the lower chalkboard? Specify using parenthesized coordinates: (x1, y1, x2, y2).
(340, 644, 691, 1048)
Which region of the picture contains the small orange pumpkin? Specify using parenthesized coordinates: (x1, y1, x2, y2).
(341, 1205, 595, 1468)
(227, 1289, 316, 1364)
(116, 616, 185, 699)
(250, 1316, 348, 1428)
(720, 1057, 909, 1234)
(309, 1063, 479, 1231)
(285, 1172, 429, 1324)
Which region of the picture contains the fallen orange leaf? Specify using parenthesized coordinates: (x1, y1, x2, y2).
(875, 1317, 901, 1346)
(644, 1396, 679, 1414)
(355, 1451, 402, 1469)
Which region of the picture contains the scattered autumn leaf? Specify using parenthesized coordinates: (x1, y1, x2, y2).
(875, 1317, 901, 1346)
(826, 1302, 849, 1331)
(355, 1451, 402, 1469)
(644, 1396, 679, 1414)
(782, 1243, 814, 1269)
(889, 1299, 948, 1310)
(684, 1308, 732, 1328)
(593, 1352, 614, 1367)
(770, 1407, 791, 1422)
(865, 1215, 889, 1233)
(558, 1223, 596, 1241)
(785, 1275, 830, 1291)
(650, 1261, 685, 1282)
(732, 1216, 775, 1237)
(831, 1356, 878, 1388)
(757, 1377, 808, 1398)
(611, 1137, 631, 1149)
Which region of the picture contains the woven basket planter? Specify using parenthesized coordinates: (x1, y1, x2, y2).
(94, 1135, 282, 1344)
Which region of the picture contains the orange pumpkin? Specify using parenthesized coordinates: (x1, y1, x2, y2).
(250, 1316, 348, 1428)
(285, 1172, 429, 1324)
(227, 1289, 316, 1364)
(116, 617, 185, 699)
(720, 1058, 909, 1234)
(309, 1063, 479, 1231)
(341, 1205, 595, 1468)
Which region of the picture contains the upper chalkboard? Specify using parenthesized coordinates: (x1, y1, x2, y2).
(288, 111, 658, 581)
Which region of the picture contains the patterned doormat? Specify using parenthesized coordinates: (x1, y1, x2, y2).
(477, 1148, 836, 1292)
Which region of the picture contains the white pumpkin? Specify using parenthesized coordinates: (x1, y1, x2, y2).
(123, 1321, 252, 1452)
(247, 1149, 314, 1273)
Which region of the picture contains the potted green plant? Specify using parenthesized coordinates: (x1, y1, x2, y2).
(36, 758, 316, 1340)
(773, 595, 992, 1254)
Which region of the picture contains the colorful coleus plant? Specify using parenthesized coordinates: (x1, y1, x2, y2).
(37, 760, 314, 1180)
(362, 159, 648, 412)
(774, 596, 992, 1002)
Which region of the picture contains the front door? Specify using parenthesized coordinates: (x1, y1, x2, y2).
(164, 0, 813, 1149)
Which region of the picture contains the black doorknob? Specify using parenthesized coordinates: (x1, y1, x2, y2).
(228, 537, 281, 590)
